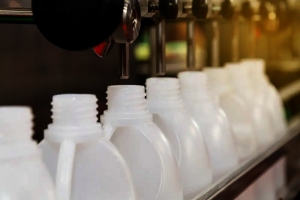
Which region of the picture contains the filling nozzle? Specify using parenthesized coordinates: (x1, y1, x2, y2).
(156, 19, 166, 75)
(144, 0, 180, 76)
(187, 20, 195, 69)
(149, 19, 166, 76)
(211, 19, 220, 66)
(94, 0, 141, 79)
(177, 0, 208, 69)
(120, 44, 130, 79)
(93, 38, 131, 79)
(207, 2, 221, 66)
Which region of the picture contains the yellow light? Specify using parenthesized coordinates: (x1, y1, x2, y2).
(268, 12, 276, 20)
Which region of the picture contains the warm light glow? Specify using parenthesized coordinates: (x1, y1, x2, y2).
(268, 12, 276, 20)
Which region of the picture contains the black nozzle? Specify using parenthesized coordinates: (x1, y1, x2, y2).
(241, 1, 253, 19)
(192, 0, 209, 19)
(159, 0, 178, 19)
(259, 1, 269, 20)
(220, 0, 234, 19)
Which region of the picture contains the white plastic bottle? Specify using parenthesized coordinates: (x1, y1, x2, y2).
(204, 67, 257, 160)
(226, 62, 275, 150)
(101, 85, 183, 200)
(242, 59, 287, 139)
(39, 94, 137, 200)
(146, 77, 213, 200)
(178, 72, 239, 179)
(0, 106, 56, 200)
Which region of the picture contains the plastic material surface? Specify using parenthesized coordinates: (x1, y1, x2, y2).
(102, 85, 183, 200)
(205, 67, 257, 160)
(39, 94, 137, 200)
(0, 107, 56, 200)
(242, 59, 287, 140)
(227, 62, 276, 150)
(178, 72, 239, 179)
(146, 78, 213, 200)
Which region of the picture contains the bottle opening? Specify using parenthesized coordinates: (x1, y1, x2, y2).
(146, 78, 182, 109)
(51, 94, 98, 126)
(0, 106, 33, 137)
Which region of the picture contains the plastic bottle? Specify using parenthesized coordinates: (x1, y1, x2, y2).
(178, 72, 239, 179)
(39, 94, 137, 200)
(101, 85, 183, 200)
(226, 62, 276, 150)
(146, 77, 213, 200)
(0, 106, 56, 200)
(242, 59, 287, 139)
(204, 67, 257, 160)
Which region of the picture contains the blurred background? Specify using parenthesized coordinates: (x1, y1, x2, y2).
(1, 0, 300, 198)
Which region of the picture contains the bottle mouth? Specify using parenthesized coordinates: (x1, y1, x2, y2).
(226, 62, 252, 89)
(53, 94, 97, 104)
(204, 67, 231, 94)
(51, 94, 99, 126)
(108, 85, 144, 92)
(146, 77, 181, 101)
(0, 106, 32, 118)
(146, 78, 183, 110)
(0, 106, 33, 138)
(146, 77, 179, 88)
(178, 71, 208, 87)
(240, 59, 265, 77)
(104, 85, 152, 123)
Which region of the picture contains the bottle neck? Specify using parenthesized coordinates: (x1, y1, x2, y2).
(226, 62, 254, 95)
(181, 86, 219, 106)
(252, 75, 269, 87)
(46, 94, 103, 140)
(146, 78, 184, 111)
(103, 85, 152, 124)
(209, 84, 231, 97)
(204, 68, 232, 97)
(51, 94, 98, 126)
(0, 107, 38, 159)
(0, 107, 33, 140)
(178, 71, 220, 107)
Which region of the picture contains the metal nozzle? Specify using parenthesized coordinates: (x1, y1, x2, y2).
(187, 20, 195, 69)
(156, 19, 166, 75)
(120, 43, 130, 79)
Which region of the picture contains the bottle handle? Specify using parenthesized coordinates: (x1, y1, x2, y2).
(56, 139, 76, 200)
(103, 123, 116, 140)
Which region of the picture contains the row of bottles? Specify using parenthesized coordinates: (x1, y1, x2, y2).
(0, 58, 287, 200)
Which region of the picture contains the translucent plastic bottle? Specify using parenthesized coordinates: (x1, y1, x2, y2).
(242, 59, 287, 139)
(101, 85, 183, 200)
(204, 67, 257, 160)
(0, 107, 56, 200)
(226, 62, 275, 150)
(39, 94, 137, 200)
(178, 72, 239, 179)
(146, 78, 213, 200)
